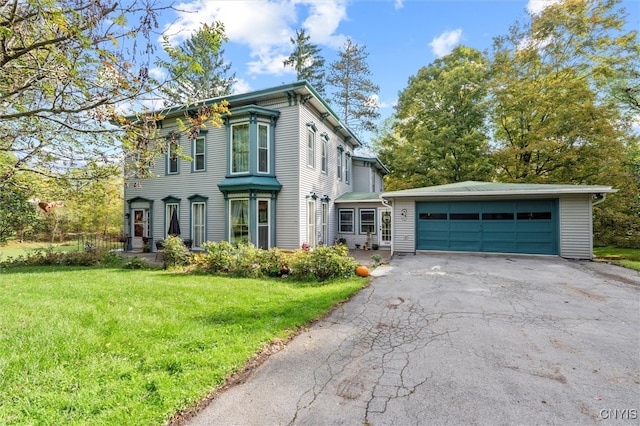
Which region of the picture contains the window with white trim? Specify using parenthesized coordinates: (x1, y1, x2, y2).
(339, 209, 354, 233)
(167, 141, 178, 174)
(191, 202, 205, 248)
(337, 149, 343, 180)
(165, 203, 179, 237)
(258, 123, 269, 173)
(360, 209, 376, 234)
(307, 128, 315, 168)
(257, 199, 270, 249)
(193, 136, 205, 172)
(321, 202, 328, 245)
(307, 199, 316, 248)
(345, 154, 351, 184)
(321, 138, 327, 173)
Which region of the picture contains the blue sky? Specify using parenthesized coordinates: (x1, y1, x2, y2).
(155, 0, 639, 132)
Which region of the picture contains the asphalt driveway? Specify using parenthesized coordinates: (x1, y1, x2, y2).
(188, 254, 640, 425)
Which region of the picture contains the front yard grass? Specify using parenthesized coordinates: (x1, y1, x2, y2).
(593, 247, 640, 271)
(0, 266, 366, 425)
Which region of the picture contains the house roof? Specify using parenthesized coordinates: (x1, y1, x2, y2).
(161, 81, 362, 148)
(335, 192, 384, 203)
(351, 156, 390, 175)
(381, 181, 617, 199)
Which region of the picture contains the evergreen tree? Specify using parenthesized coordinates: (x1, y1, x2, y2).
(157, 22, 236, 105)
(327, 38, 380, 138)
(283, 29, 326, 96)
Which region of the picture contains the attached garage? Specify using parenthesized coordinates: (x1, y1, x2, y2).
(382, 181, 616, 259)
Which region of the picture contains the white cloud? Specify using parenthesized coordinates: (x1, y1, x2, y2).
(394, 0, 404, 10)
(527, 0, 562, 15)
(163, 0, 349, 76)
(429, 29, 463, 57)
(232, 78, 252, 95)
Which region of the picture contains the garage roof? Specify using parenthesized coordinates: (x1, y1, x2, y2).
(381, 181, 617, 198)
(335, 192, 384, 203)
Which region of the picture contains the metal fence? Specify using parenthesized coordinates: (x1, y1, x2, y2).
(75, 234, 125, 252)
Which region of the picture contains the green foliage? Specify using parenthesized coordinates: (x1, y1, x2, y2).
(160, 236, 190, 269)
(287, 245, 357, 281)
(377, 46, 492, 189)
(327, 38, 380, 138)
(0, 247, 114, 267)
(197, 242, 356, 281)
(0, 0, 163, 187)
(0, 184, 40, 243)
(283, 29, 326, 96)
(122, 256, 150, 270)
(156, 21, 236, 105)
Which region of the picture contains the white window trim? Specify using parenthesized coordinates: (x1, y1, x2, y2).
(307, 199, 316, 248)
(258, 123, 270, 174)
(359, 208, 376, 235)
(229, 198, 250, 245)
(165, 203, 179, 237)
(167, 141, 179, 175)
(257, 198, 270, 249)
(321, 138, 327, 174)
(191, 202, 206, 249)
(307, 128, 315, 169)
(192, 136, 206, 172)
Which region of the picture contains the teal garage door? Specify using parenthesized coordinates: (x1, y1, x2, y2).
(416, 199, 558, 255)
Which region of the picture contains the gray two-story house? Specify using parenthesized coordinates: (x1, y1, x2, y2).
(124, 81, 389, 252)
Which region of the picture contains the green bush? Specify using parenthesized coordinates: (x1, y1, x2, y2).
(258, 247, 288, 277)
(201, 240, 235, 273)
(122, 256, 150, 269)
(229, 243, 261, 278)
(288, 245, 356, 281)
(161, 236, 190, 269)
(0, 246, 112, 267)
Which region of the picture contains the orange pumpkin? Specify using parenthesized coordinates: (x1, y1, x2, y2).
(356, 265, 369, 277)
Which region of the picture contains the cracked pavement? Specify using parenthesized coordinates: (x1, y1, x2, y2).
(188, 254, 640, 425)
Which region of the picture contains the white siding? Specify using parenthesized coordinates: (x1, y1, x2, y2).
(392, 199, 415, 253)
(336, 201, 386, 248)
(560, 195, 593, 259)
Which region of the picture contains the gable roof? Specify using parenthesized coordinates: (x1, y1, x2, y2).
(381, 181, 617, 198)
(335, 192, 384, 203)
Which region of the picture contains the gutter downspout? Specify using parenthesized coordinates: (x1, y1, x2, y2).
(592, 193, 607, 206)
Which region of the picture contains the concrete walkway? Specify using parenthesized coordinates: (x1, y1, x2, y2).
(187, 253, 639, 426)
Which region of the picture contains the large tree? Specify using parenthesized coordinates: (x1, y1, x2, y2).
(157, 21, 236, 105)
(0, 0, 229, 188)
(488, 0, 639, 246)
(327, 38, 380, 139)
(283, 29, 326, 96)
(377, 46, 493, 189)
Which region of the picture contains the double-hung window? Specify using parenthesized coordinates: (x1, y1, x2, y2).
(345, 154, 351, 184)
(191, 202, 205, 248)
(321, 138, 327, 174)
(258, 123, 269, 173)
(339, 209, 354, 233)
(193, 136, 205, 172)
(231, 123, 250, 173)
(230, 199, 249, 245)
(360, 209, 375, 234)
(167, 141, 179, 174)
(307, 128, 315, 168)
(307, 199, 316, 248)
(337, 149, 343, 180)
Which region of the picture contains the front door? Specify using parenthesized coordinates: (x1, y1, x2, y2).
(132, 209, 148, 249)
(379, 208, 392, 247)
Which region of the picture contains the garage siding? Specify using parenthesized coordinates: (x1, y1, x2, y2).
(392, 199, 415, 253)
(559, 195, 593, 259)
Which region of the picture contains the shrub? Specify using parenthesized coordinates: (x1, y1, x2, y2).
(162, 236, 190, 269)
(258, 247, 288, 277)
(288, 245, 356, 281)
(229, 243, 261, 278)
(0, 247, 111, 268)
(123, 256, 150, 269)
(200, 240, 235, 273)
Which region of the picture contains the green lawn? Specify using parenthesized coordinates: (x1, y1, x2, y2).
(0, 266, 366, 425)
(593, 247, 640, 271)
(0, 241, 81, 260)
